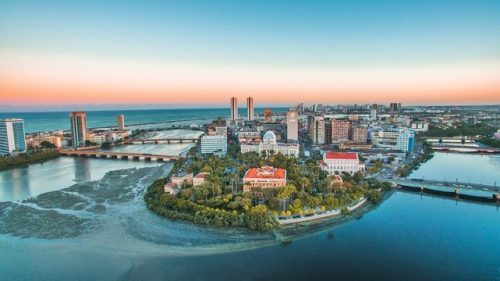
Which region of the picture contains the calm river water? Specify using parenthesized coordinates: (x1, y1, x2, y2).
(0, 152, 499, 281)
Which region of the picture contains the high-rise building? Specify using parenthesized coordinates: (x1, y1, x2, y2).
(308, 116, 325, 145)
(324, 119, 332, 145)
(0, 118, 26, 156)
(230, 97, 238, 121)
(263, 108, 272, 122)
(286, 108, 298, 142)
(390, 103, 402, 113)
(468, 117, 478, 126)
(246, 97, 254, 121)
(332, 119, 351, 142)
(70, 112, 87, 147)
(370, 104, 378, 121)
(117, 114, 125, 130)
(370, 128, 415, 152)
(352, 125, 368, 143)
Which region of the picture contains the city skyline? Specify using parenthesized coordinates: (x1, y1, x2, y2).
(1, 0, 500, 110)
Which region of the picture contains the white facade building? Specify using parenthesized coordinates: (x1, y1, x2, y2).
(370, 128, 415, 152)
(410, 121, 429, 132)
(201, 135, 227, 155)
(241, 131, 299, 157)
(70, 111, 87, 147)
(0, 118, 26, 155)
(319, 152, 365, 175)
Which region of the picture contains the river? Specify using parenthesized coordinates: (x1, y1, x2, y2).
(410, 152, 500, 186)
(0, 152, 499, 281)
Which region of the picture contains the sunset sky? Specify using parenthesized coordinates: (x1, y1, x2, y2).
(1, 0, 499, 111)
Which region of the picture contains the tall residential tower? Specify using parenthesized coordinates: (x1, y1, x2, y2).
(117, 114, 125, 130)
(230, 97, 238, 121)
(246, 97, 254, 121)
(70, 112, 87, 147)
(0, 118, 26, 155)
(286, 108, 298, 142)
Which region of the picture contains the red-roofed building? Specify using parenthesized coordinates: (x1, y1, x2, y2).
(243, 166, 287, 192)
(193, 172, 210, 187)
(319, 152, 365, 175)
(164, 182, 180, 195)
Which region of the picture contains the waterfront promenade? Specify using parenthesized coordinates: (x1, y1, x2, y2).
(278, 198, 368, 225)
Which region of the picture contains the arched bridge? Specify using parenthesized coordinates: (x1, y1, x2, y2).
(60, 149, 180, 162)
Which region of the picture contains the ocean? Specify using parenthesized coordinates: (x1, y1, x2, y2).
(0, 107, 288, 133)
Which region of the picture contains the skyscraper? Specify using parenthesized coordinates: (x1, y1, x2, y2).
(0, 118, 26, 156)
(70, 112, 87, 147)
(332, 119, 351, 142)
(370, 104, 378, 121)
(230, 97, 238, 121)
(352, 125, 368, 143)
(389, 103, 402, 113)
(117, 114, 125, 130)
(324, 119, 332, 145)
(307, 116, 325, 145)
(246, 97, 254, 121)
(263, 108, 272, 121)
(286, 108, 298, 142)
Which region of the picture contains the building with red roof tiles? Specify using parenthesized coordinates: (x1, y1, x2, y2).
(164, 182, 180, 195)
(243, 166, 287, 192)
(193, 172, 210, 187)
(319, 152, 365, 175)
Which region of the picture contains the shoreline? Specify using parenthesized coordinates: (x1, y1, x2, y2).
(277, 197, 367, 225)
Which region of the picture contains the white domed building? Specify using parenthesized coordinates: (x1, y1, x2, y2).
(240, 131, 300, 157)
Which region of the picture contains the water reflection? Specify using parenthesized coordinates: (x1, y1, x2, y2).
(74, 158, 91, 183)
(410, 153, 500, 185)
(0, 168, 31, 201)
(0, 157, 161, 202)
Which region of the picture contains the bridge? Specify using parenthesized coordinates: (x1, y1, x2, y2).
(127, 138, 200, 145)
(431, 146, 500, 154)
(386, 177, 500, 203)
(393, 178, 498, 191)
(60, 149, 181, 162)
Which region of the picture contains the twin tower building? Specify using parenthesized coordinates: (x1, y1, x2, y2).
(230, 96, 253, 122)
(229, 96, 298, 142)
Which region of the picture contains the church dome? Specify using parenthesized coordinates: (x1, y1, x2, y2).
(263, 131, 277, 144)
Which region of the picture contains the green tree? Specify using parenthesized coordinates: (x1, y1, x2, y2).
(101, 142, 112, 149)
(39, 140, 56, 149)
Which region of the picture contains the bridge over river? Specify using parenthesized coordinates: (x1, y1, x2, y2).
(381, 177, 500, 204)
(60, 149, 181, 162)
(431, 146, 500, 154)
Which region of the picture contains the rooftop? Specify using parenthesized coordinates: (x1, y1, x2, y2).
(325, 152, 358, 160)
(194, 172, 210, 179)
(244, 166, 286, 180)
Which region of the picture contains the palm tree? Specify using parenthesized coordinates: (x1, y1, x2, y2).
(299, 177, 310, 193)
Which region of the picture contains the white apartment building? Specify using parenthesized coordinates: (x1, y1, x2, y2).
(201, 135, 227, 156)
(370, 128, 415, 152)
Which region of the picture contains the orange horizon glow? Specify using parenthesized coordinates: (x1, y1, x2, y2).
(1, 52, 499, 106)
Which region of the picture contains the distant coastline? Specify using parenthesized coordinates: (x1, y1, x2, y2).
(0, 107, 289, 133)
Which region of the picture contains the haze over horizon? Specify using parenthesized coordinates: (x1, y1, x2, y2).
(1, 0, 499, 110)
